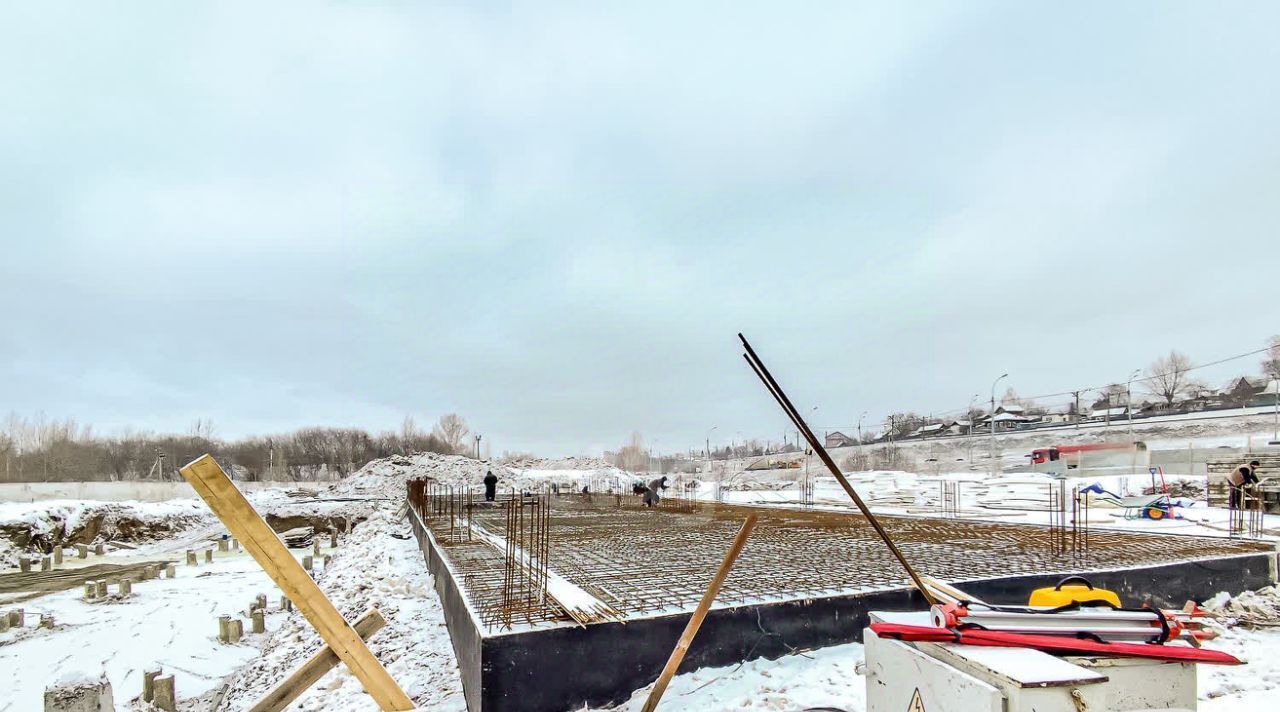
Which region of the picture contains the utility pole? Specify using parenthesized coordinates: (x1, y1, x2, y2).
(474, 434, 482, 459)
(705, 426, 717, 476)
(991, 373, 1009, 477)
(1072, 390, 1082, 430)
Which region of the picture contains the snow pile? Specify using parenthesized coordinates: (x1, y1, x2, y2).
(217, 504, 466, 711)
(499, 455, 612, 470)
(330, 452, 508, 500)
(1203, 584, 1280, 628)
(0, 499, 210, 567)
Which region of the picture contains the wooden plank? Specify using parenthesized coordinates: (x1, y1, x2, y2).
(179, 455, 413, 711)
(641, 514, 757, 712)
(249, 608, 387, 712)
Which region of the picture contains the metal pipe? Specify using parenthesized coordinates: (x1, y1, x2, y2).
(739, 333, 937, 605)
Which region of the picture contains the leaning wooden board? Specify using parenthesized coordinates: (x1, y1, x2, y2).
(179, 454, 414, 711)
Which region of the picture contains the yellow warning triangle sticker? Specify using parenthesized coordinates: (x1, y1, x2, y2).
(907, 688, 926, 712)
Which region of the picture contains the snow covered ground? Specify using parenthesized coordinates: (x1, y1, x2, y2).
(4, 452, 1278, 710)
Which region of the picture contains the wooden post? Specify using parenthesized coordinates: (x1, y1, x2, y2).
(641, 515, 757, 712)
(248, 609, 386, 712)
(178, 454, 413, 711)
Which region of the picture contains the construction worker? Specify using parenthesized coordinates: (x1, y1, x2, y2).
(1227, 460, 1261, 509)
(483, 470, 498, 502)
(643, 475, 669, 507)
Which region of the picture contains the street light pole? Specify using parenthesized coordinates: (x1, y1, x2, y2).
(857, 411, 867, 470)
(1126, 369, 1140, 444)
(705, 426, 718, 477)
(990, 373, 1009, 477)
(967, 394, 978, 467)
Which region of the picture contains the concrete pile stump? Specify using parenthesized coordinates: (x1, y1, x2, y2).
(94, 580, 108, 598)
(40, 613, 55, 629)
(42, 672, 114, 712)
(0, 615, 8, 632)
(253, 593, 268, 611)
(204, 548, 213, 564)
(280, 596, 292, 612)
(329, 529, 338, 548)
(142, 667, 163, 703)
(93, 543, 104, 556)
(153, 674, 177, 712)
(118, 579, 132, 597)
(251, 609, 265, 634)
(302, 555, 313, 571)
(8, 609, 24, 627)
(83, 582, 96, 600)
(231, 537, 240, 551)
(312, 538, 321, 556)
(165, 564, 176, 578)
(19, 558, 31, 573)
(186, 550, 197, 566)
(76, 544, 88, 559)
(218, 616, 244, 644)
(41, 555, 52, 572)
(53, 546, 63, 566)
(218, 538, 229, 552)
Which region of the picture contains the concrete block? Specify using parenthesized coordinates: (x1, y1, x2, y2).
(280, 596, 292, 612)
(142, 667, 163, 703)
(165, 564, 176, 578)
(253, 593, 267, 611)
(186, 550, 197, 566)
(94, 580, 107, 598)
(39, 613, 55, 629)
(8, 609, 23, 627)
(0, 615, 8, 632)
(76, 544, 88, 559)
(231, 537, 240, 551)
(83, 582, 96, 599)
(152, 674, 176, 712)
(217, 615, 232, 644)
(53, 546, 63, 565)
(19, 558, 31, 573)
(251, 609, 264, 634)
(302, 555, 313, 571)
(218, 539, 229, 552)
(93, 543, 104, 556)
(204, 549, 213, 564)
(118, 579, 131, 597)
(41, 555, 52, 572)
(42, 672, 114, 712)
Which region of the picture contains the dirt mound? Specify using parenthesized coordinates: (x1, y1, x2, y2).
(0, 501, 209, 567)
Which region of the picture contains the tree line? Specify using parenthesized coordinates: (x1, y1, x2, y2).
(0, 412, 473, 483)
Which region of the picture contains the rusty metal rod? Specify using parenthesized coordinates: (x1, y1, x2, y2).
(739, 333, 937, 606)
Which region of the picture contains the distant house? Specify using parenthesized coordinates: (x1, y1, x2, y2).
(1088, 406, 1128, 421)
(995, 405, 1026, 416)
(991, 412, 1032, 430)
(1247, 379, 1280, 408)
(1040, 412, 1071, 424)
(824, 431, 857, 448)
(1223, 377, 1268, 407)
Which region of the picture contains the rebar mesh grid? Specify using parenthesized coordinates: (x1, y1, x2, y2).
(418, 491, 1271, 629)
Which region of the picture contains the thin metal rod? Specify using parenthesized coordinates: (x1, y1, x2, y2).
(739, 333, 937, 605)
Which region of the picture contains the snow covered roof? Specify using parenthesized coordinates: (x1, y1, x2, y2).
(997, 405, 1025, 414)
(1089, 407, 1127, 417)
(991, 412, 1030, 422)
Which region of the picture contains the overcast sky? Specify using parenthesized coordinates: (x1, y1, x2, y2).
(2, 3, 1278, 456)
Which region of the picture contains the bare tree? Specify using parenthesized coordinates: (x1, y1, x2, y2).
(432, 413, 469, 454)
(1144, 350, 1194, 405)
(1264, 335, 1280, 381)
(609, 432, 648, 472)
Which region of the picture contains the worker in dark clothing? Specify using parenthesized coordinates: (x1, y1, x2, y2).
(483, 470, 498, 502)
(1227, 460, 1261, 509)
(643, 476, 669, 507)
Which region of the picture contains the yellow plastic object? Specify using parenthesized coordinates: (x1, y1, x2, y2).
(1029, 576, 1121, 608)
